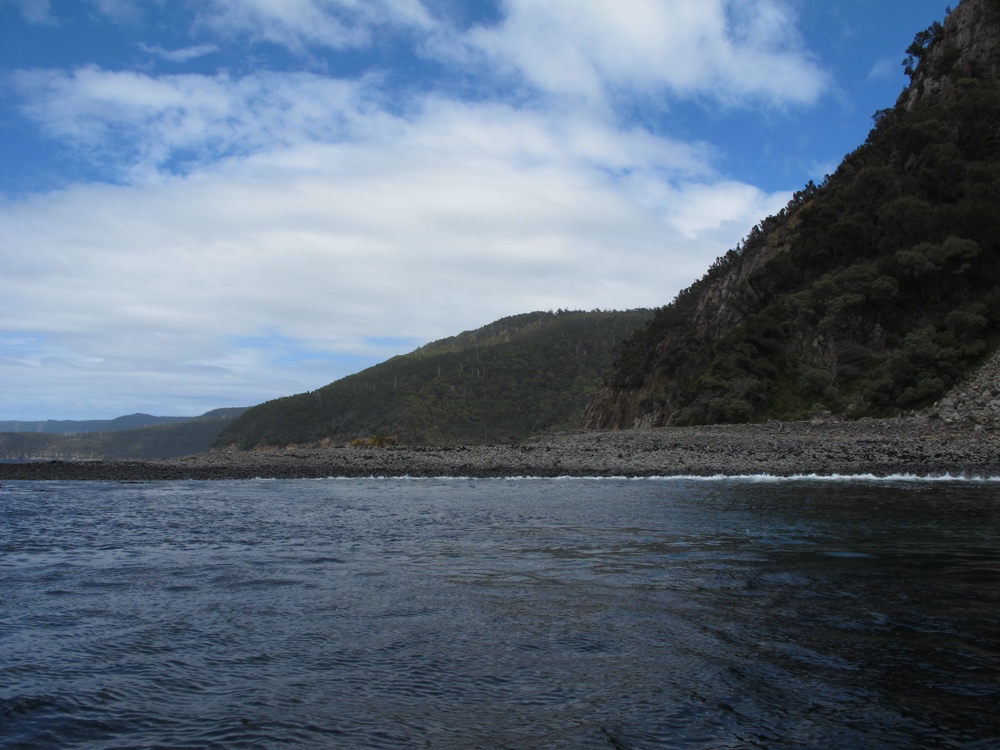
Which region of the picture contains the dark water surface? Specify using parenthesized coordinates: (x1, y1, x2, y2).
(1, 477, 998, 749)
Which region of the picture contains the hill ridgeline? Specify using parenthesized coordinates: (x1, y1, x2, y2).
(216, 309, 652, 449)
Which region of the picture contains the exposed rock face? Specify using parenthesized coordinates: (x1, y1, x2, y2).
(580, 181, 799, 431)
(902, 0, 1000, 110)
(688, 227, 794, 341)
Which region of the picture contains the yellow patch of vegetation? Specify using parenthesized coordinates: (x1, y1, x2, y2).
(347, 436, 398, 447)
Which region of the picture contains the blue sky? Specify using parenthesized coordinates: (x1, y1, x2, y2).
(0, 0, 948, 419)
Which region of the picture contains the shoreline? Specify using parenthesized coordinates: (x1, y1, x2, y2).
(2, 418, 998, 481)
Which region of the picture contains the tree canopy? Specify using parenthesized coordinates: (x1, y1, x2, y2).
(216, 310, 652, 448)
(594, 7, 1000, 427)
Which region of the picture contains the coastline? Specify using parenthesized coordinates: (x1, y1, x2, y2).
(1, 417, 998, 480)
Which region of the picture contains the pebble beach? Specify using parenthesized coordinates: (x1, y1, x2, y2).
(3, 417, 998, 480)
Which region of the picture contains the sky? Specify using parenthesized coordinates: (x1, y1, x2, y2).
(0, 0, 949, 420)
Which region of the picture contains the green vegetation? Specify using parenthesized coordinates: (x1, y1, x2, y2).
(215, 310, 652, 448)
(0, 408, 247, 460)
(601, 5, 1000, 426)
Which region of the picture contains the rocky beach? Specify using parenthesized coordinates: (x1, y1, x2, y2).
(2, 416, 998, 480)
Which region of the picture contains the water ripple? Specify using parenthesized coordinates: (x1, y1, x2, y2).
(1, 478, 998, 749)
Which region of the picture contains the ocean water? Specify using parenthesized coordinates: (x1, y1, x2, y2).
(1, 476, 998, 749)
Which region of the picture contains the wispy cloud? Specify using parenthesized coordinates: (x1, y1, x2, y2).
(180, 0, 829, 110)
(137, 43, 220, 63)
(865, 56, 898, 82)
(88, 0, 142, 24)
(10, 0, 53, 24)
(193, 0, 437, 53)
(460, 0, 828, 108)
(10, 67, 382, 179)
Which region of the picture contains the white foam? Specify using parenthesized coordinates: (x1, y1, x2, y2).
(276, 473, 1000, 483)
(644, 472, 1000, 483)
(498, 473, 1000, 483)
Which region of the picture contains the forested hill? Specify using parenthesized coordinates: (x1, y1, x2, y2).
(214, 309, 651, 448)
(583, 0, 1000, 430)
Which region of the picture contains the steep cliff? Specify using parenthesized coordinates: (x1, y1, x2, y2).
(901, 0, 1000, 110)
(583, 0, 1000, 429)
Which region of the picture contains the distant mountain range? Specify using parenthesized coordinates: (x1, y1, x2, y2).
(215, 309, 652, 449)
(0, 413, 195, 434)
(0, 408, 247, 460)
(583, 0, 1000, 429)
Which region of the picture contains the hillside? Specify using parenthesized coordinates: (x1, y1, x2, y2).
(215, 309, 652, 448)
(0, 408, 247, 460)
(583, 0, 1000, 429)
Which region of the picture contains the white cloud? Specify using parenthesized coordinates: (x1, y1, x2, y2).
(194, 0, 436, 52)
(11, 67, 383, 179)
(865, 56, 898, 82)
(137, 43, 220, 63)
(0, 65, 791, 417)
(462, 0, 828, 107)
(11, 65, 716, 179)
(10, 0, 52, 24)
(88, 0, 141, 24)
(178, 0, 826, 109)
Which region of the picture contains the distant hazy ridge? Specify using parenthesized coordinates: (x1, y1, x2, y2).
(0, 408, 247, 460)
(0, 413, 193, 434)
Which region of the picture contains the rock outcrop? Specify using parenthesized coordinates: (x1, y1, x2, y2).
(901, 0, 1000, 110)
